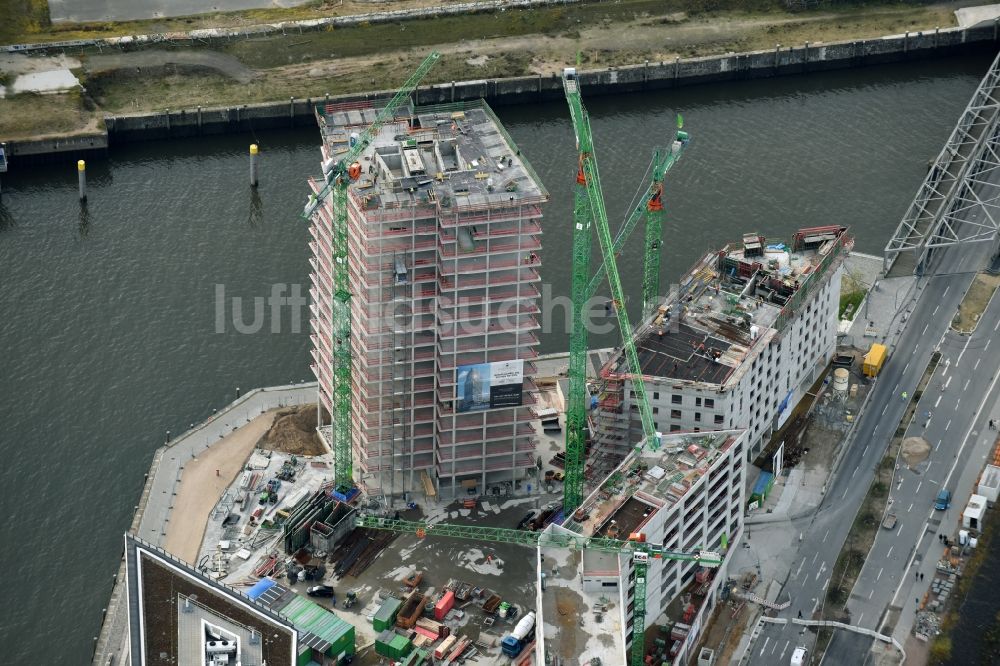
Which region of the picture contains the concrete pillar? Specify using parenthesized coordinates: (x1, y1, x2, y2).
(775, 43, 781, 68)
(250, 144, 259, 187)
(165, 108, 170, 133)
(643, 60, 649, 85)
(289, 96, 295, 127)
(537, 73, 542, 93)
(197, 105, 202, 131)
(903, 31, 909, 54)
(935, 26, 940, 48)
(674, 56, 680, 82)
(804, 41, 810, 70)
(451, 80, 455, 102)
(78, 160, 87, 201)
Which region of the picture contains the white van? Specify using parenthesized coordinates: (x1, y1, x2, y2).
(790, 647, 808, 665)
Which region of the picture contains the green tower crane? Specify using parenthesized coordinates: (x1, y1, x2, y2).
(356, 515, 723, 664)
(561, 67, 667, 516)
(302, 52, 441, 493)
(586, 128, 690, 311)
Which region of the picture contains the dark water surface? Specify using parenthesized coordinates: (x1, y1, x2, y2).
(0, 53, 993, 662)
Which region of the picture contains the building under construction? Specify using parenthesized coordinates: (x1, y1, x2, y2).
(308, 99, 548, 499)
(594, 226, 852, 466)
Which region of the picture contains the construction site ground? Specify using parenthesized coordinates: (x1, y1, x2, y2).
(0, 0, 970, 140)
(313, 497, 556, 663)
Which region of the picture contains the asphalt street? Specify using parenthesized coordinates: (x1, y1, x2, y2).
(744, 237, 997, 666)
(824, 264, 1000, 665)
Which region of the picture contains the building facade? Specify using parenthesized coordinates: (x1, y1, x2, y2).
(538, 429, 747, 666)
(308, 99, 547, 499)
(594, 226, 851, 463)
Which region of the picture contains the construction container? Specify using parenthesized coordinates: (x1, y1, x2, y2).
(400, 648, 429, 666)
(373, 597, 403, 632)
(434, 635, 458, 659)
(434, 590, 455, 620)
(863, 343, 887, 377)
(396, 591, 426, 629)
(375, 630, 413, 660)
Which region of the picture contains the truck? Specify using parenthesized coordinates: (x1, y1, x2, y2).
(500, 611, 536, 658)
(882, 513, 897, 530)
(863, 343, 887, 378)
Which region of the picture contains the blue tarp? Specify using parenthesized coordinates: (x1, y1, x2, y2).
(247, 578, 276, 600)
(752, 471, 774, 498)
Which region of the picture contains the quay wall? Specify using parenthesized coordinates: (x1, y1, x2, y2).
(8, 25, 998, 160)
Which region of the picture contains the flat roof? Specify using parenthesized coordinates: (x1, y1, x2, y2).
(571, 431, 743, 537)
(316, 99, 546, 211)
(539, 527, 624, 665)
(603, 226, 850, 387)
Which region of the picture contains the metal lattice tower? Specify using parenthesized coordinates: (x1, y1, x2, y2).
(303, 52, 441, 491)
(884, 50, 1000, 276)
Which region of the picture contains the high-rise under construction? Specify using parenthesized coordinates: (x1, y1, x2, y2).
(308, 99, 548, 499)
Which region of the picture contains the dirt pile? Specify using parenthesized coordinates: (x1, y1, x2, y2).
(257, 404, 329, 456)
(901, 436, 931, 468)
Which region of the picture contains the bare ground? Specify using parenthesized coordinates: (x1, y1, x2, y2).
(952, 272, 1000, 333)
(257, 403, 329, 456)
(0, 1, 966, 140)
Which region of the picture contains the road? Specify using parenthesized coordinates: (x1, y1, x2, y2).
(744, 236, 997, 666)
(824, 267, 1000, 664)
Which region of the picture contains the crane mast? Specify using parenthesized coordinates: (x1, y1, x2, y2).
(302, 52, 441, 492)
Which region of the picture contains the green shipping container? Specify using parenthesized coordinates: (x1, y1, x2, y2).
(401, 648, 429, 665)
(374, 630, 413, 660)
(372, 597, 403, 632)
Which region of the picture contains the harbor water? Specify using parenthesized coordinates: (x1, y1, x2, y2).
(0, 52, 993, 662)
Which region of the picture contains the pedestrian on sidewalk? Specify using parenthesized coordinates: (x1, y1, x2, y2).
(921, 573, 925, 581)
(798, 610, 802, 619)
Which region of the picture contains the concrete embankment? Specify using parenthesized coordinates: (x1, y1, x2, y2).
(8, 24, 998, 162)
(91, 382, 317, 666)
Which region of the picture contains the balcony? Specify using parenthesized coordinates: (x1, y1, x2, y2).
(436, 439, 537, 461)
(438, 268, 541, 288)
(438, 255, 535, 276)
(438, 204, 543, 228)
(434, 454, 536, 476)
(437, 316, 540, 340)
(436, 302, 540, 325)
(437, 237, 542, 259)
(437, 423, 536, 446)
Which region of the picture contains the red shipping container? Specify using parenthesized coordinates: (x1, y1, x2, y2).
(434, 590, 455, 621)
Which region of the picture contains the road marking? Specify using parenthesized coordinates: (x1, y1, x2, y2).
(813, 552, 819, 565)
(943, 285, 950, 298)
(869, 589, 875, 599)
(928, 461, 933, 472)
(957, 336, 973, 366)
(822, 577, 830, 591)
(995, 318, 1000, 332)
(760, 637, 770, 657)
(816, 563, 826, 581)
(823, 530, 829, 543)
(842, 486, 849, 500)
(964, 379, 971, 391)
(933, 305, 940, 316)
(858, 612, 865, 625)
(903, 362, 910, 373)
(887, 545, 894, 558)
(772, 640, 778, 655)
(795, 559, 804, 578)
(781, 640, 789, 662)
(916, 481, 922, 494)
(882, 405, 888, 416)
(935, 395, 942, 408)
(975, 357, 982, 370)
(922, 323, 929, 335)
(945, 376, 953, 390)
(877, 568, 883, 581)
(987, 339, 992, 351)
(874, 425, 879, 434)
(946, 420, 952, 431)
(956, 398, 961, 410)
(908, 502, 914, 512)
(935, 440, 942, 452)
(852, 466, 858, 478)
(863, 444, 870, 457)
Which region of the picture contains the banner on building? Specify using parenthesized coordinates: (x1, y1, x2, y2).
(456, 360, 524, 412)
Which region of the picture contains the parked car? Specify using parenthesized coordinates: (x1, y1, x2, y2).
(790, 647, 808, 666)
(307, 585, 335, 598)
(934, 489, 952, 511)
(516, 511, 537, 530)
